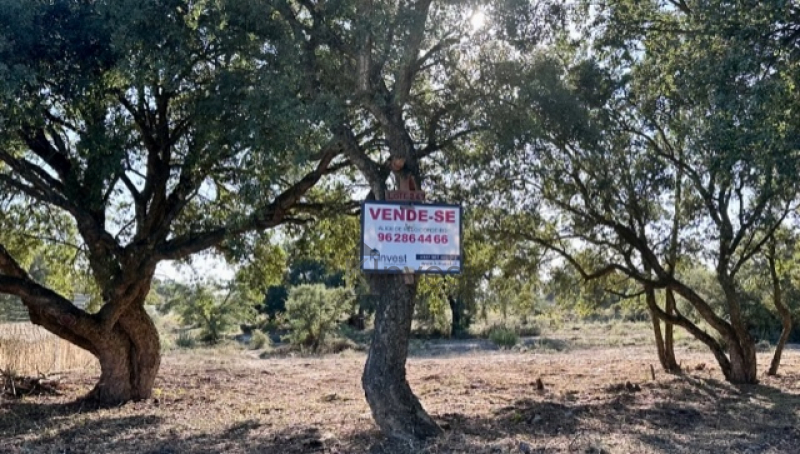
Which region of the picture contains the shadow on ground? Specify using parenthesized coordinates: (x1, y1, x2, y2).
(432, 375, 800, 454)
(3, 374, 800, 454)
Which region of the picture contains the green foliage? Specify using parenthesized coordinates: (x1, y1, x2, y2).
(414, 214, 544, 337)
(517, 321, 542, 337)
(255, 312, 288, 333)
(284, 284, 354, 352)
(416, 276, 453, 337)
(488, 326, 519, 348)
(756, 339, 773, 353)
(469, 0, 800, 382)
(262, 286, 289, 317)
(285, 214, 372, 324)
(163, 281, 259, 344)
(287, 258, 345, 288)
(249, 330, 270, 350)
(0, 0, 336, 339)
(737, 229, 800, 343)
(290, 213, 360, 276)
(546, 258, 640, 320)
(259, 258, 349, 319)
(0, 200, 86, 318)
(233, 235, 287, 297)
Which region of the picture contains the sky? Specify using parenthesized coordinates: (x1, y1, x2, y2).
(155, 254, 235, 283)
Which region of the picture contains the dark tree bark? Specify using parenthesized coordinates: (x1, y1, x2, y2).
(362, 273, 442, 442)
(768, 300, 793, 376)
(18, 277, 162, 404)
(727, 342, 758, 384)
(718, 275, 758, 384)
(346, 306, 366, 331)
(767, 241, 792, 376)
(641, 281, 737, 382)
(645, 287, 680, 373)
(646, 287, 669, 370)
(662, 162, 681, 374)
(358, 158, 442, 441)
(448, 296, 467, 336)
(104, 304, 161, 401)
(663, 289, 680, 372)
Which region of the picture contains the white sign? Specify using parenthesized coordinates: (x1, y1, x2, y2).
(361, 201, 462, 274)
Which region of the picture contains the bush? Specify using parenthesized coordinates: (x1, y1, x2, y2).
(517, 322, 541, 337)
(168, 282, 258, 344)
(249, 330, 270, 350)
(256, 312, 287, 333)
(488, 326, 519, 348)
(338, 323, 371, 345)
(284, 284, 354, 352)
(159, 333, 174, 352)
(175, 331, 197, 348)
(324, 337, 363, 354)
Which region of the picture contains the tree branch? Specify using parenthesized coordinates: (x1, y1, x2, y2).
(393, 0, 434, 105)
(155, 145, 342, 261)
(0, 244, 98, 353)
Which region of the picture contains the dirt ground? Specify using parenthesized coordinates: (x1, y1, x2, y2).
(2, 344, 800, 454)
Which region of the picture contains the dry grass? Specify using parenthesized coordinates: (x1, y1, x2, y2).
(0, 323, 97, 376)
(2, 341, 799, 453)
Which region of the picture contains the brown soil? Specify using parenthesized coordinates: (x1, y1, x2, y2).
(2, 346, 799, 453)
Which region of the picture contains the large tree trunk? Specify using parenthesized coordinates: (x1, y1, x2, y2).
(88, 305, 161, 403)
(362, 274, 442, 442)
(727, 340, 758, 384)
(719, 275, 759, 384)
(670, 270, 758, 384)
(27, 300, 162, 404)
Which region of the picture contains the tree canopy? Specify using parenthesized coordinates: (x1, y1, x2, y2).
(468, 0, 800, 383)
(0, 0, 347, 402)
(2, 0, 799, 443)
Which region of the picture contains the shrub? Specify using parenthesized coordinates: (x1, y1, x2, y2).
(338, 323, 371, 345)
(175, 331, 197, 348)
(517, 322, 542, 337)
(530, 337, 569, 352)
(257, 312, 287, 333)
(159, 333, 174, 352)
(284, 284, 353, 352)
(166, 282, 258, 344)
(488, 326, 519, 348)
(324, 337, 362, 354)
(249, 330, 270, 350)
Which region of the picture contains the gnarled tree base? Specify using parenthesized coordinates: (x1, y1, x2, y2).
(29, 302, 162, 405)
(88, 306, 161, 403)
(726, 344, 758, 385)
